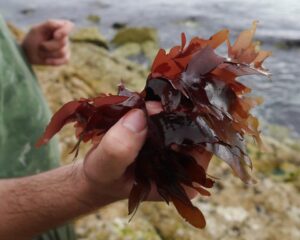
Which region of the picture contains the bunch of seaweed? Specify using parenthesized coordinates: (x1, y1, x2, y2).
(37, 21, 271, 228)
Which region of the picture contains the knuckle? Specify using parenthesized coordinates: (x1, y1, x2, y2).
(43, 44, 51, 51)
(65, 52, 71, 61)
(57, 48, 65, 57)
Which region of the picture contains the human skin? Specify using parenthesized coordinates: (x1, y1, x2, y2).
(21, 19, 74, 66)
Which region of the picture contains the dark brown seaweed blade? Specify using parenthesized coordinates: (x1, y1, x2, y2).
(128, 179, 151, 215)
(172, 196, 206, 228)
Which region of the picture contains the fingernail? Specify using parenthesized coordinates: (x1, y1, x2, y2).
(146, 101, 161, 109)
(146, 101, 163, 114)
(122, 109, 147, 133)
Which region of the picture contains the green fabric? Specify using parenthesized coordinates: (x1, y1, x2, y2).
(0, 16, 76, 240)
(33, 225, 76, 240)
(0, 18, 58, 177)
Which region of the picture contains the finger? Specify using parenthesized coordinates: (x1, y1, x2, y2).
(190, 148, 212, 171)
(84, 109, 147, 184)
(45, 54, 70, 66)
(33, 19, 64, 33)
(44, 46, 68, 59)
(53, 21, 74, 40)
(33, 20, 68, 40)
(145, 101, 163, 115)
(41, 38, 67, 51)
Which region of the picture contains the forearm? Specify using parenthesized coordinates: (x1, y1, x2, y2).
(0, 162, 114, 239)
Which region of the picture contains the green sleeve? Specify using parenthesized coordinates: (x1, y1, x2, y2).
(0, 16, 59, 177)
(0, 16, 76, 240)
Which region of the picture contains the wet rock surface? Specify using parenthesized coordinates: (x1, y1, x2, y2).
(112, 27, 158, 46)
(71, 28, 109, 49)
(112, 27, 159, 65)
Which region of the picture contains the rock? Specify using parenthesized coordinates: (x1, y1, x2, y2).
(86, 14, 101, 24)
(112, 22, 127, 30)
(76, 213, 162, 240)
(140, 202, 210, 240)
(113, 42, 142, 58)
(71, 28, 108, 49)
(112, 27, 158, 46)
(141, 40, 159, 62)
(177, 16, 200, 28)
(276, 39, 300, 49)
(267, 124, 292, 139)
(20, 7, 36, 15)
(246, 129, 300, 186)
(112, 38, 158, 64)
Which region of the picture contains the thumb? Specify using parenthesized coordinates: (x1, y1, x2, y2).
(84, 109, 147, 184)
(53, 21, 74, 40)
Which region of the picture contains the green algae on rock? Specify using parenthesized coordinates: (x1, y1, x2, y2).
(86, 14, 101, 24)
(112, 27, 159, 63)
(113, 42, 142, 58)
(71, 27, 108, 49)
(112, 27, 158, 46)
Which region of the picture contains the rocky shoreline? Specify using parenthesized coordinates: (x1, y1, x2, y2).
(9, 24, 300, 240)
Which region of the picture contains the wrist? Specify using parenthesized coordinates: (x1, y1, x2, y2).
(20, 38, 35, 64)
(74, 162, 119, 208)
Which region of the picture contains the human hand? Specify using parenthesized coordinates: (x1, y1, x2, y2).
(21, 19, 74, 66)
(83, 102, 210, 204)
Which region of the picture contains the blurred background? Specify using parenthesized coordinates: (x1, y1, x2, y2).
(1, 0, 299, 239)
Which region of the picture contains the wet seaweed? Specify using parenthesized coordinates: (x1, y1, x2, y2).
(37, 21, 271, 228)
